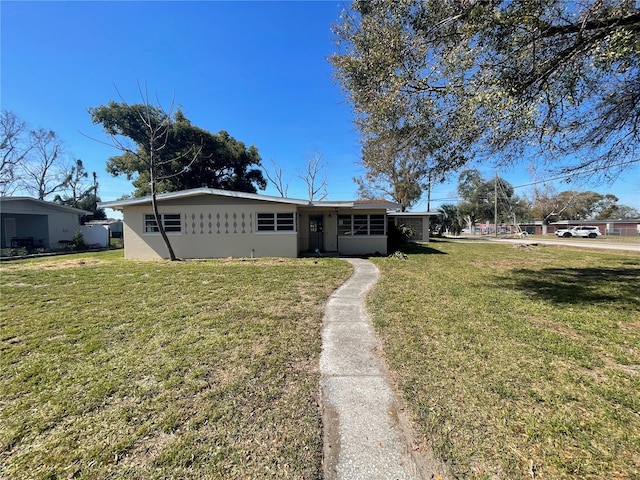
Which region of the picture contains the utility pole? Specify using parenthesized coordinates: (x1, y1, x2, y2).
(426, 171, 431, 212)
(494, 172, 498, 237)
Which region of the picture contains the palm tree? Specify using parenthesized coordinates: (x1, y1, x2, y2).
(437, 204, 463, 236)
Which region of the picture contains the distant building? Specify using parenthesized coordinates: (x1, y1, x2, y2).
(1, 197, 90, 249)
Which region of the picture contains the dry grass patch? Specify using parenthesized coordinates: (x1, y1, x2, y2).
(1, 250, 352, 479)
(369, 241, 639, 479)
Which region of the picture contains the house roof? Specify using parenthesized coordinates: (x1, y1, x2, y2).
(0, 196, 92, 215)
(388, 211, 439, 217)
(354, 199, 399, 207)
(98, 188, 401, 210)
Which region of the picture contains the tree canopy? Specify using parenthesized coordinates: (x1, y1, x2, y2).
(54, 160, 106, 221)
(89, 102, 266, 197)
(354, 134, 432, 211)
(531, 189, 637, 221)
(457, 169, 530, 227)
(332, 0, 640, 182)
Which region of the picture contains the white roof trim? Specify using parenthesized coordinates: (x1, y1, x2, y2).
(388, 211, 439, 216)
(98, 188, 401, 211)
(99, 188, 309, 209)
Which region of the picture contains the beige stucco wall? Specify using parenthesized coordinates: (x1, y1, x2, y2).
(337, 236, 387, 256)
(119, 197, 392, 259)
(122, 202, 299, 260)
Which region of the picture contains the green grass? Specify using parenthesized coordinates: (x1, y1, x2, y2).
(369, 240, 640, 479)
(0, 250, 352, 479)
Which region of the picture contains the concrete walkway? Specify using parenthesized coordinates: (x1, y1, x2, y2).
(320, 258, 448, 480)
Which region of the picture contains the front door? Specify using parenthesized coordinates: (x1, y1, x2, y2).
(309, 215, 324, 252)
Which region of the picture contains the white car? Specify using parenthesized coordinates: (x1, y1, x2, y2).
(555, 226, 602, 238)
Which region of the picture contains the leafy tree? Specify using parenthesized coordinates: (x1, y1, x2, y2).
(457, 169, 528, 230)
(98, 107, 266, 197)
(606, 204, 640, 219)
(333, 3, 471, 201)
(552, 190, 624, 220)
(354, 132, 451, 211)
(55, 159, 89, 208)
(79, 172, 107, 221)
(532, 188, 639, 222)
(0, 110, 32, 196)
(54, 161, 106, 221)
(530, 184, 576, 225)
(354, 136, 424, 212)
(332, 1, 640, 181)
(89, 95, 199, 261)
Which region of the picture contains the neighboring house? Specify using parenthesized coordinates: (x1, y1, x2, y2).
(550, 219, 640, 237)
(98, 188, 399, 260)
(0, 197, 91, 249)
(388, 211, 438, 241)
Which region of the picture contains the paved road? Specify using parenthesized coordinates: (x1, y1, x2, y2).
(485, 237, 640, 253)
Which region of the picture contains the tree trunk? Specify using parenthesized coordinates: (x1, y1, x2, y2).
(151, 193, 177, 261)
(150, 171, 178, 261)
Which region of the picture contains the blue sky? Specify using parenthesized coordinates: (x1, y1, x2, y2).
(2, 0, 639, 214)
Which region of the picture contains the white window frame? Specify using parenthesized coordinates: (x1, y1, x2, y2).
(144, 213, 182, 235)
(256, 212, 297, 233)
(338, 214, 386, 236)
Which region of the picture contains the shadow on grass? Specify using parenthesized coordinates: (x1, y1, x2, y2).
(506, 266, 640, 309)
(394, 242, 448, 255)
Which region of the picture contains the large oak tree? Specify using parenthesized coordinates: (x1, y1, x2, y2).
(90, 97, 266, 260)
(91, 104, 266, 198)
(332, 0, 640, 184)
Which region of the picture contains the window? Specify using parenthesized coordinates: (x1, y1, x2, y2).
(338, 214, 386, 236)
(398, 218, 422, 240)
(257, 212, 296, 232)
(144, 214, 182, 234)
(353, 215, 368, 235)
(338, 215, 352, 235)
(369, 215, 385, 235)
(276, 213, 295, 231)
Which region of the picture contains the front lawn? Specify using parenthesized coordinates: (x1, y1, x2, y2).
(0, 251, 352, 479)
(369, 241, 639, 479)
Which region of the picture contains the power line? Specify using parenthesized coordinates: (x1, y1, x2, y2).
(511, 159, 640, 190)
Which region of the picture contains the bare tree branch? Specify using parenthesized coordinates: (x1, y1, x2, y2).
(0, 110, 33, 196)
(298, 150, 328, 201)
(20, 129, 67, 200)
(263, 158, 289, 197)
